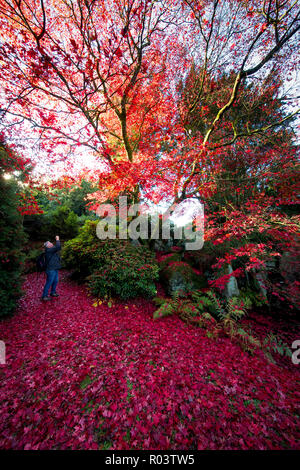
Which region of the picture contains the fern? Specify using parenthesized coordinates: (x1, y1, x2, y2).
(236, 327, 261, 349)
(190, 290, 218, 314)
(205, 290, 224, 318)
(152, 289, 279, 363)
(263, 333, 292, 358)
(153, 301, 174, 319)
(153, 296, 167, 307)
(239, 288, 268, 308)
(227, 297, 248, 322)
(153, 292, 216, 326)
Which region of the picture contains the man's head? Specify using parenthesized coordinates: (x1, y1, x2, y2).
(44, 241, 54, 249)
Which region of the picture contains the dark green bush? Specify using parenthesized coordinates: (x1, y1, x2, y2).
(24, 205, 80, 241)
(0, 153, 26, 317)
(63, 220, 159, 299)
(158, 252, 182, 270)
(48, 206, 79, 240)
(23, 213, 46, 241)
(62, 220, 101, 278)
(23, 245, 43, 273)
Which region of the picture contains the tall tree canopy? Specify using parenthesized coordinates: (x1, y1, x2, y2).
(0, 0, 299, 305)
(0, 0, 298, 198)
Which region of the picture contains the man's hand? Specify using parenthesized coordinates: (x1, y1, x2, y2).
(55, 235, 60, 241)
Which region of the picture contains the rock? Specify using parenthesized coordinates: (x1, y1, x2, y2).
(265, 260, 276, 270)
(153, 239, 174, 252)
(225, 264, 239, 299)
(129, 238, 142, 247)
(160, 261, 207, 296)
(254, 271, 268, 299)
(280, 250, 300, 283)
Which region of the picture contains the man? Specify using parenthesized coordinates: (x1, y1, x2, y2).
(41, 235, 61, 301)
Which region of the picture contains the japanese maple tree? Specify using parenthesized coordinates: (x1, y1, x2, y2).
(0, 0, 299, 303)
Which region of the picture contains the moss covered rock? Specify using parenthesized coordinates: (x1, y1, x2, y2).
(160, 261, 207, 296)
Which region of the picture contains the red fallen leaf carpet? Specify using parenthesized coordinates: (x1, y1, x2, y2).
(0, 271, 299, 450)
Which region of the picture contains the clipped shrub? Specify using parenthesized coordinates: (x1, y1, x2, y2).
(87, 249, 158, 300)
(63, 220, 159, 299)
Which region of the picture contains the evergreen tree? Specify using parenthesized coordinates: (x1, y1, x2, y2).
(0, 141, 26, 317)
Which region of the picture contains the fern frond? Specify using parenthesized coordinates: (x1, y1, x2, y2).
(152, 296, 167, 306)
(153, 301, 174, 319)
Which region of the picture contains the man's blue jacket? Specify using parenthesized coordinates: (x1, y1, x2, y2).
(45, 241, 61, 270)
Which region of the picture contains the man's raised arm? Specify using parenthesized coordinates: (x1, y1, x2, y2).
(47, 236, 61, 253)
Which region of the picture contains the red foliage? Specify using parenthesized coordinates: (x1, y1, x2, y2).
(16, 191, 43, 216)
(0, 271, 299, 450)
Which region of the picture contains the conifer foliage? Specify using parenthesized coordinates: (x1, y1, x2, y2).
(0, 141, 27, 316)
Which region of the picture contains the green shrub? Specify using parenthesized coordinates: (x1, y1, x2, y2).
(24, 205, 80, 242)
(23, 245, 43, 273)
(23, 213, 46, 241)
(262, 333, 292, 359)
(62, 220, 103, 278)
(47, 206, 79, 240)
(63, 220, 159, 299)
(87, 251, 158, 300)
(158, 252, 182, 270)
(0, 160, 26, 317)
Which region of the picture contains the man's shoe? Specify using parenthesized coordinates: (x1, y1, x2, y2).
(50, 293, 59, 297)
(42, 296, 51, 301)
